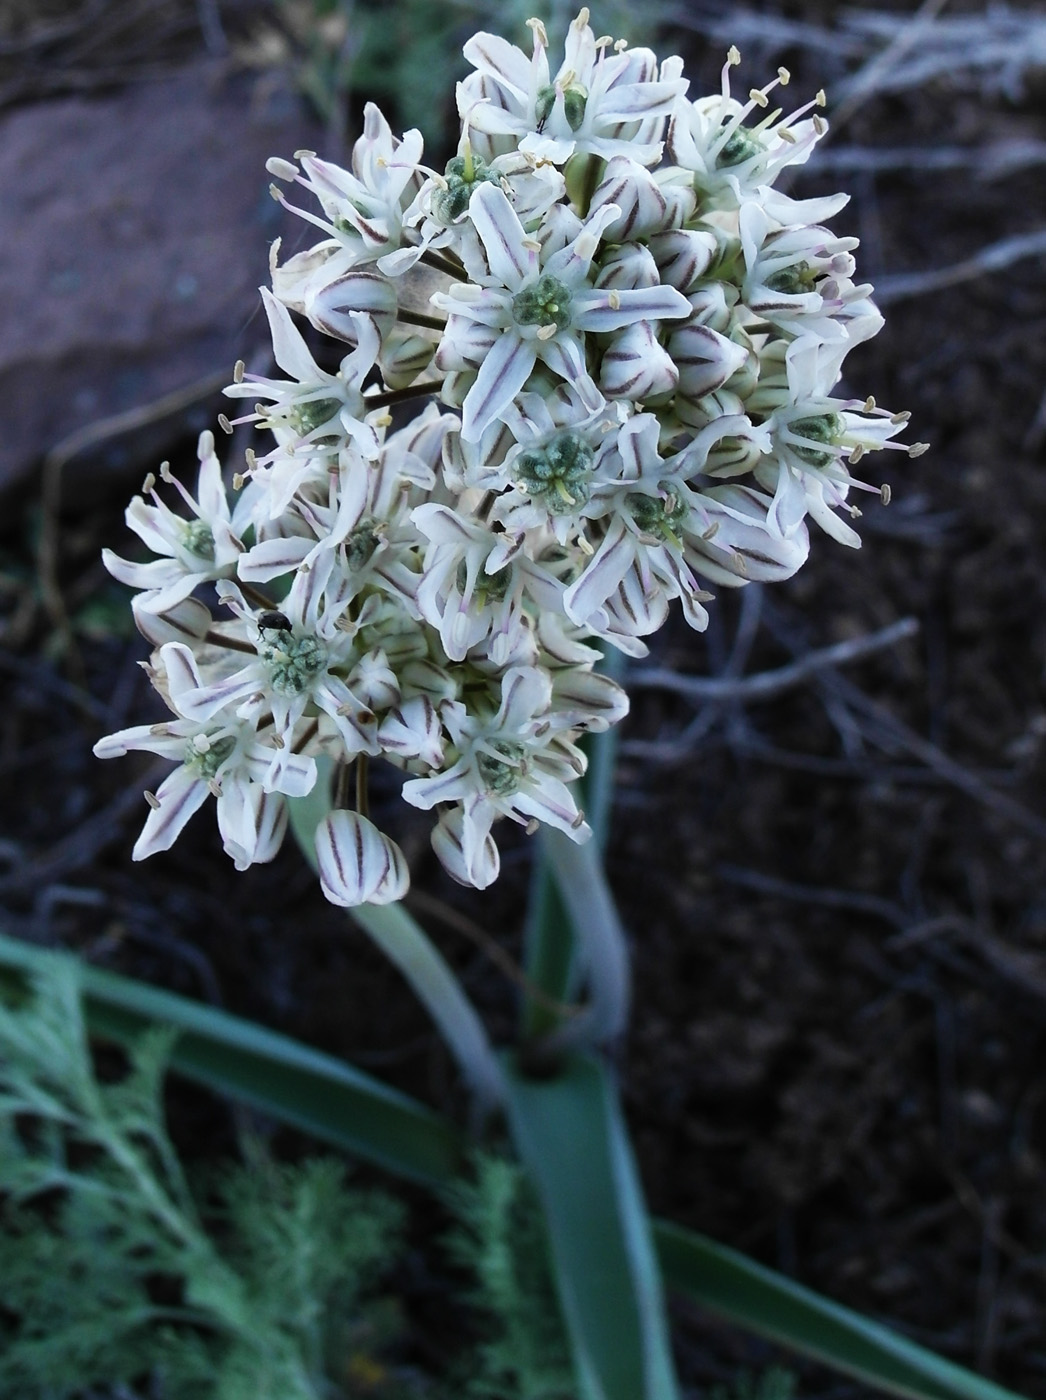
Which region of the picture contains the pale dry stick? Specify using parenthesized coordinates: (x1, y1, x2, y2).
(826, 0, 952, 136)
(633, 617, 919, 705)
(813, 139, 1046, 181)
(823, 672, 1046, 842)
(874, 230, 1046, 305)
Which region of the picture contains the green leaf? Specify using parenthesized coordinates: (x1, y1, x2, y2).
(502, 1052, 681, 1400)
(654, 1221, 1031, 1400)
(0, 932, 460, 1190)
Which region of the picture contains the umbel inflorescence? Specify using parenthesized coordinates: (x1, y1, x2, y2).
(96, 9, 923, 907)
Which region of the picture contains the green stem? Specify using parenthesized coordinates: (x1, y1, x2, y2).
(541, 832, 631, 1051)
(397, 309, 447, 332)
(366, 380, 444, 409)
(350, 901, 505, 1116)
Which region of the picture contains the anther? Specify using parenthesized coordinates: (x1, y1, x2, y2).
(880, 483, 892, 505)
(778, 67, 790, 85)
(908, 442, 930, 457)
(233, 360, 245, 384)
(232, 472, 245, 490)
(217, 414, 233, 434)
(608, 289, 621, 310)
(525, 818, 540, 836)
(727, 45, 741, 65)
(208, 779, 223, 798)
(815, 89, 826, 107)
(864, 396, 876, 411)
(141, 472, 156, 494)
(890, 409, 911, 423)
(144, 790, 161, 810)
(159, 461, 174, 483)
(849, 443, 865, 464)
(749, 88, 769, 107)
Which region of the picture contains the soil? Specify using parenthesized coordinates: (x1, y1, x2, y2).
(1, 2, 1045, 1395)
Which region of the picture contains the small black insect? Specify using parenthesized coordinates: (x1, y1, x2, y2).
(257, 609, 292, 632)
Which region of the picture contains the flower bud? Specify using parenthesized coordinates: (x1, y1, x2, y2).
(686, 484, 810, 585)
(668, 323, 750, 403)
(308, 271, 398, 344)
(132, 595, 212, 646)
(380, 328, 435, 390)
(595, 242, 659, 291)
(431, 806, 500, 890)
(589, 156, 676, 241)
(647, 229, 717, 292)
(600, 322, 678, 402)
(316, 810, 410, 907)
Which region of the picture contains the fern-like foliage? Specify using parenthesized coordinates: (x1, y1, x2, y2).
(443, 1154, 575, 1400)
(0, 959, 412, 1400)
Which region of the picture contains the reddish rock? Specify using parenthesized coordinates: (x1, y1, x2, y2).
(0, 62, 323, 499)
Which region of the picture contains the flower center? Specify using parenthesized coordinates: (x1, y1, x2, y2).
(260, 632, 329, 695)
(345, 516, 382, 570)
(715, 120, 764, 169)
(626, 489, 689, 542)
(456, 560, 511, 604)
(512, 275, 573, 332)
(289, 397, 342, 438)
(436, 152, 503, 222)
(181, 519, 215, 560)
(789, 413, 840, 467)
(476, 739, 527, 795)
(535, 83, 588, 132)
(184, 733, 236, 779)
(515, 432, 594, 513)
(764, 262, 818, 295)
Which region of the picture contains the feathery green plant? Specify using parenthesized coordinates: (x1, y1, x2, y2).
(0, 959, 410, 1399)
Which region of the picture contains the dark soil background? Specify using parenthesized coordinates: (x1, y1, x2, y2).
(1, 0, 1045, 1394)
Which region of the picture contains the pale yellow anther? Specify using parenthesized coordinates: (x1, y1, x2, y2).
(909, 442, 930, 458)
(891, 409, 911, 423)
(813, 114, 827, 135)
(160, 461, 174, 482)
(526, 17, 548, 46)
(522, 236, 542, 252)
(815, 89, 827, 107)
(727, 45, 741, 66)
(575, 7, 591, 26)
(142, 472, 156, 494)
(880, 483, 892, 505)
(779, 128, 796, 144)
(525, 818, 540, 835)
(778, 67, 791, 85)
(849, 443, 865, 465)
(193, 733, 211, 753)
(217, 414, 233, 434)
(702, 521, 721, 542)
(233, 359, 245, 383)
(271, 733, 285, 749)
(750, 88, 770, 107)
(577, 532, 594, 556)
(374, 412, 393, 428)
(614, 37, 628, 51)
(268, 183, 283, 202)
(864, 396, 876, 412)
(536, 323, 557, 341)
(245, 448, 257, 468)
(608, 289, 621, 310)
(232, 472, 245, 490)
(207, 778, 223, 798)
(144, 790, 161, 810)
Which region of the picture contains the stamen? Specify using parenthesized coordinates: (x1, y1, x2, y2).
(144, 790, 161, 810)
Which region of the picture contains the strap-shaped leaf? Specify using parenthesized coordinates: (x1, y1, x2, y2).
(0, 931, 460, 1188)
(654, 1221, 1030, 1400)
(503, 1051, 681, 1400)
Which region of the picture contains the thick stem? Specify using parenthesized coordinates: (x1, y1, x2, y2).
(397, 308, 448, 332)
(366, 380, 444, 409)
(539, 831, 631, 1052)
(421, 249, 469, 282)
(350, 901, 505, 1116)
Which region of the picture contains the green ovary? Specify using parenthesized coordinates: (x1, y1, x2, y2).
(184, 734, 236, 780)
(436, 153, 503, 222)
(789, 414, 840, 468)
(476, 740, 527, 796)
(715, 122, 764, 169)
(626, 490, 689, 541)
(261, 634, 329, 696)
(456, 560, 511, 605)
(516, 432, 594, 513)
(289, 397, 342, 437)
(345, 517, 382, 571)
(535, 82, 588, 132)
(512, 275, 573, 333)
(181, 519, 215, 560)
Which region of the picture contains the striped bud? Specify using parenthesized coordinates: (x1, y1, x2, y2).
(316, 810, 409, 907)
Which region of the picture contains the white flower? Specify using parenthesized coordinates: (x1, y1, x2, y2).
(223, 291, 382, 498)
(402, 666, 589, 889)
(432, 182, 689, 440)
(459, 9, 687, 167)
(93, 643, 315, 868)
(102, 432, 246, 613)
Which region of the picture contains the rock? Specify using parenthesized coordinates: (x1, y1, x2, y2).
(0, 61, 323, 500)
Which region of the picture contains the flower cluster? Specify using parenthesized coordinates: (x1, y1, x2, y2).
(96, 10, 922, 904)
